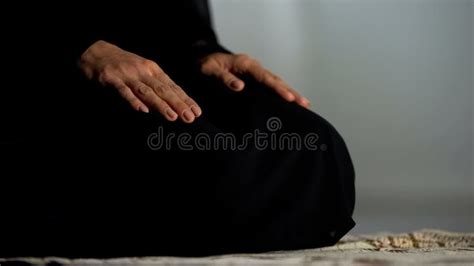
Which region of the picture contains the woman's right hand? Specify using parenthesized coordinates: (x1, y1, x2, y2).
(79, 40, 201, 123)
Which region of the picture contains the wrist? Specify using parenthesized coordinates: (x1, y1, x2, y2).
(79, 40, 119, 79)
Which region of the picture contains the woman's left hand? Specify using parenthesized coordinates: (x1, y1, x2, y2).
(200, 53, 310, 108)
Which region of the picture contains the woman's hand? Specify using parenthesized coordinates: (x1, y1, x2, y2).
(200, 53, 310, 108)
(79, 40, 201, 123)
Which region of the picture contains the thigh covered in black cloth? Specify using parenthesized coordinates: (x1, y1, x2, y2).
(56, 74, 356, 256)
(1, 72, 355, 257)
(174, 74, 356, 253)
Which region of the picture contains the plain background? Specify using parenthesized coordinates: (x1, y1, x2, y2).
(211, 0, 473, 233)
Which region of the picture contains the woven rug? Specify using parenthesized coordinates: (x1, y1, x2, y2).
(2, 229, 473, 265)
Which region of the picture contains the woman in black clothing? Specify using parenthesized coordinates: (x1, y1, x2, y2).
(1, 0, 355, 257)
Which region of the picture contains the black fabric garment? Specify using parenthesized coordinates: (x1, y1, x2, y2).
(2, 1, 228, 138)
(1, 0, 355, 257)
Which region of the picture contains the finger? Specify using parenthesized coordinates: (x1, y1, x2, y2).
(277, 84, 311, 108)
(169, 82, 203, 117)
(202, 61, 245, 91)
(152, 72, 203, 117)
(247, 67, 311, 108)
(281, 84, 305, 106)
(128, 80, 178, 121)
(219, 70, 245, 91)
(142, 76, 195, 123)
(234, 56, 311, 108)
(109, 79, 149, 113)
(301, 97, 311, 108)
(290, 89, 311, 108)
(269, 79, 296, 102)
(247, 66, 295, 102)
(277, 81, 311, 108)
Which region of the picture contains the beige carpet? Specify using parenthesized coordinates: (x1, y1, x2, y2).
(2, 229, 474, 265)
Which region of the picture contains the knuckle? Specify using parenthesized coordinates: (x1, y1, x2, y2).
(135, 84, 151, 96)
(142, 59, 157, 68)
(262, 75, 273, 84)
(236, 54, 255, 69)
(151, 82, 167, 95)
(200, 61, 213, 74)
(98, 69, 114, 84)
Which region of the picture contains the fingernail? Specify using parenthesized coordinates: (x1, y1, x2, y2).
(301, 97, 310, 106)
(191, 105, 202, 117)
(182, 110, 195, 122)
(140, 106, 149, 113)
(230, 80, 243, 90)
(166, 109, 178, 120)
(287, 92, 295, 101)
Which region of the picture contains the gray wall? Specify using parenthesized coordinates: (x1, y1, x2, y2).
(211, 0, 473, 233)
